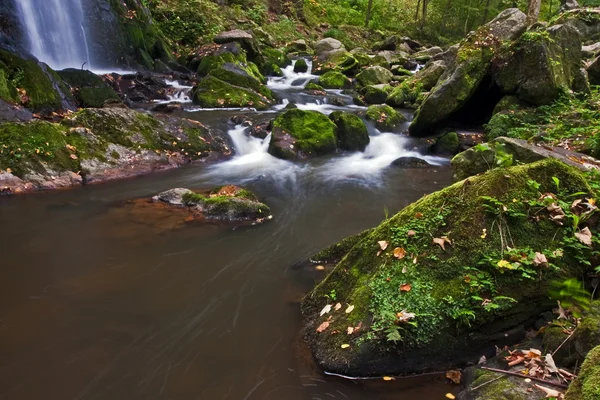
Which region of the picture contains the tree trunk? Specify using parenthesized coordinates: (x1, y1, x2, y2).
(415, 0, 421, 22)
(482, 0, 491, 23)
(421, 0, 428, 29)
(365, 0, 374, 28)
(527, 0, 541, 25)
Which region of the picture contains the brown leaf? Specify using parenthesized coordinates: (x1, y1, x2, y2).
(433, 236, 451, 250)
(347, 326, 354, 335)
(407, 230, 416, 237)
(378, 240, 389, 251)
(400, 283, 412, 292)
(533, 384, 562, 398)
(334, 303, 342, 311)
(445, 370, 462, 384)
(69, 154, 78, 160)
(575, 227, 593, 246)
(414, 212, 424, 218)
(316, 321, 330, 332)
(533, 252, 548, 267)
(393, 247, 407, 259)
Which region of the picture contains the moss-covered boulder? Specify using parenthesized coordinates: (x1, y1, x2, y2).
(387, 60, 445, 108)
(0, 107, 229, 194)
(492, 25, 584, 106)
(412, 46, 443, 62)
(434, 132, 460, 154)
(366, 105, 406, 131)
(192, 76, 272, 110)
(318, 71, 351, 89)
(153, 185, 272, 224)
(294, 59, 309, 73)
(257, 47, 292, 76)
(214, 30, 260, 58)
(355, 66, 393, 87)
(301, 159, 597, 377)
(269, 109, 337, 160)
(329, 111, 370, 151)
(57, 69, 121, 108)
(565, 345, 600, 400)
(0, 50, 73, 112)
(555, 8, 600, 42)
(313, 38, 359, 75)
(409, 9, 527, 137)
(362, 85, 393, 104)
(208, 63, 274, 100)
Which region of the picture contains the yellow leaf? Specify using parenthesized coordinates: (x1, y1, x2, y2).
(497, 260, 513, 269)
(382, 376, 394, 381)
(481, 229, 487, 239)
(393, 247, 407, 259)
(341, 344, 350, 349)
(445, 394, 456, 400)
(315, 265, 325, 271)
(6, 168, 12, 174)
(345, 305, 355, 314)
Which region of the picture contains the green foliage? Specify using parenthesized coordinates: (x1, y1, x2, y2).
(550, 279, 591, 318)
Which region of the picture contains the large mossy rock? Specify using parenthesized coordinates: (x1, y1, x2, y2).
(565, 345, 600, 400)
(329, 111, 370, 151)
(318, 71, 351, 89)
(57, 69, 121, 108)
(313, 38, 358, 75)
(365, 104, 406, 131)
(269, 109, 337, 160)
(355, 66, 393, 87)
(208, 63, 274, 100)
(412, 46, 443, 62)
(386, 60, 446, 108)
(0, 108, 228, 193)
(0, 50, 74, 112)
(555, 8, 600, 42)
(213, 30, 260, 58)
(409, 8, 528, 137)
(192, 76, 272, 110)
(492, 25, 584, 106)
(362, 85, 393, 104)
(301, 159, 596, 377)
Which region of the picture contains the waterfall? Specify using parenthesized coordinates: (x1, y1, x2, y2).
(15, 0, 91, 70)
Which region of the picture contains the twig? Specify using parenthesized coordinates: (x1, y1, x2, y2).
(552, 328, 576, 356)
(480, 367, 568, 389)
(470, 374, 506, 391)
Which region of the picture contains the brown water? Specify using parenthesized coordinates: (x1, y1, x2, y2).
(0, 159, 458, 400)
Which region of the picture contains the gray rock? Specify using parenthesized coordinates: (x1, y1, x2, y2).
(315, 38, 345, 55)
(412, 46, 443, 61)
(214, 30, 260, 57)
(0, 99, 33, 122)
(355, 66, 394, 86)
(587, 55, 600, 85)
(153, 188, 193, 205)
(392, 156, 433, 168)
(582, 42, 600, 58)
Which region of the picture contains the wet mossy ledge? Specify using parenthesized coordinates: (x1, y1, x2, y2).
(151, 186, 272, 225)
(0, 107, 230, 195)
(301, 159, 598, 377)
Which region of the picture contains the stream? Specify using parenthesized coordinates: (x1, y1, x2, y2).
(0, 61, 459, 399)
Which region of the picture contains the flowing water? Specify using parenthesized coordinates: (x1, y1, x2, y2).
(0, 61, 459, 399)
(15, 0, 91, 70)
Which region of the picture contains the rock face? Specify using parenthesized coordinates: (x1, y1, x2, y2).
(0, 108, 230, 194)
(294, 58, 309, 73)
(412, 46, 443, 62)
(365, 104, 406, 131)
(492, 24, 583, 106)
(269, 109, 338, 160)
(329, 111, 370, 151)
(409, 8, 528, 137)
(152, 185, 272, 224)
(451, 137, 598, 181)
(555, 8, 600, 42)
(301, 159, 596, 377)
(387, 60, 446, 108)
(57, 69, 121, 108)
(565, 345, 600, 400)
(355, 66, 393, 87)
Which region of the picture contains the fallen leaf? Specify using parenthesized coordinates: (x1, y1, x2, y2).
(347, 326, 354, 334)
(412, 257, 418, 264)
(316, 321, 330, 332)
(533, 384, 562, 398)
(345, 305, 355, 314)
(341, 344, 350, 349)
(402, 265, 408, 274)
(320, 304, 332, 316)
(315, 265, 325, 271)
(481, 229, 487, 239)
(407, 230, 416, 237)
(575, 227, 592, 246)
(533, 252, 548, 267)
(69, 154, 78, 160)
(445, 370, 461, 384)
(497, 260, 514, 269)
(396, 310, 416, 322)
(393, 247, 407, 259)
(334, 303, 342, 311)
(433, 236, 451, 250)
(415, 212, 423, 218)
(382, 376, 394, 381)
(400, 283, 412, 292)
(6, 168, 12, 174)
(545, 353, 559, 374)
(445, 394, 456, 400)
(378, 241, 389, 251)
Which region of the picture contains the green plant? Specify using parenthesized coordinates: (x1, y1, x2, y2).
(550, 279, 591, 318)
(325, 289, 337, 301)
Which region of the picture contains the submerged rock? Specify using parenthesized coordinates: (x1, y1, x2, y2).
(301, 159, 596, 377)
(269, 109, 337, 160)
(152, 185, 272, 224)
(391, 156, 433, 168)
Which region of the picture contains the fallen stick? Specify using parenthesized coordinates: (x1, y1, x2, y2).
(480, 367, 568, 389)
(470, 374, 506, 391)
(553, 328, 576, 356)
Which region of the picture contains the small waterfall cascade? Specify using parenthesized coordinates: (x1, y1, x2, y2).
(15, 0, 91, 70)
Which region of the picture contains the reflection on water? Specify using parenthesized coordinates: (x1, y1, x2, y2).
(0, 157, 455, 399)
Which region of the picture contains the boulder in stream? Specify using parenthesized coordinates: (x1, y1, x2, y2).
(152, 185, 272, 224)
(355, 66, 393, 87)
(329, 111, 370, 152)
(365, 104, 406, 131)
(317, 71, 351, 89)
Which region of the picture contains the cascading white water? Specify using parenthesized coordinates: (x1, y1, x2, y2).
(16, 0, 91, 70)
(267, 59, 319, 90)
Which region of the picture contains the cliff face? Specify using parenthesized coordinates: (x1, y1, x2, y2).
(0, 0, 26, 57)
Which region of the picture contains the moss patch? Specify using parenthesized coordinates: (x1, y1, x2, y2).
(318, 71, 351, 89)
(192, 76, 271, 110)
(329, 111, 370, 151)
(366, 104, 406, 131)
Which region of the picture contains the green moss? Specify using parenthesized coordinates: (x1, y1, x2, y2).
(305, 82, 325, 91)
(271, 109, 337, 157)
(434, 132, 460, 154)
(197, 51, 246, 76)
(365, 104, 406, 131)
(362, 85, 393, 104)
(192, 76, 271, 110)
(0, 67, 16, 102)
(355, 66, 393, 87)
(329, 111, 370, 151)
(318, 71, 350, 89)
(566, 345, 600, 400)
(386, 79, 423, 108)
(302, 159, 596, 370)
(208, 64, 274, 100)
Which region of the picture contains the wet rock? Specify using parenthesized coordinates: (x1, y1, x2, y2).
(152, 185, 272, 224)
(0, 99, 32, 122)
(433, 132, 460, 155)
(355, 66, 394, 87)
(329, 111, 370, 151)
(412, 46, 443, 62)
(286, 39, 308, 53)
(365, 104, 406, 131)
(314, 39, 357, 75)
(57, 68, 121, 108)
(104, 71, 172, 103)
(362, 85, 393, 104)
(249, 121, 271, 139)
(214, 30, 260, 58)
(318, 71, 351, 89)
(268, 109, 337, 160)
(391, 156, 433, 168)
(583, 42, 600, 58)
(387, 60, 445, 108)
(192, 76, 273, 110)
(150, 103, 183, 114)
(294, 59, 309, 73)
